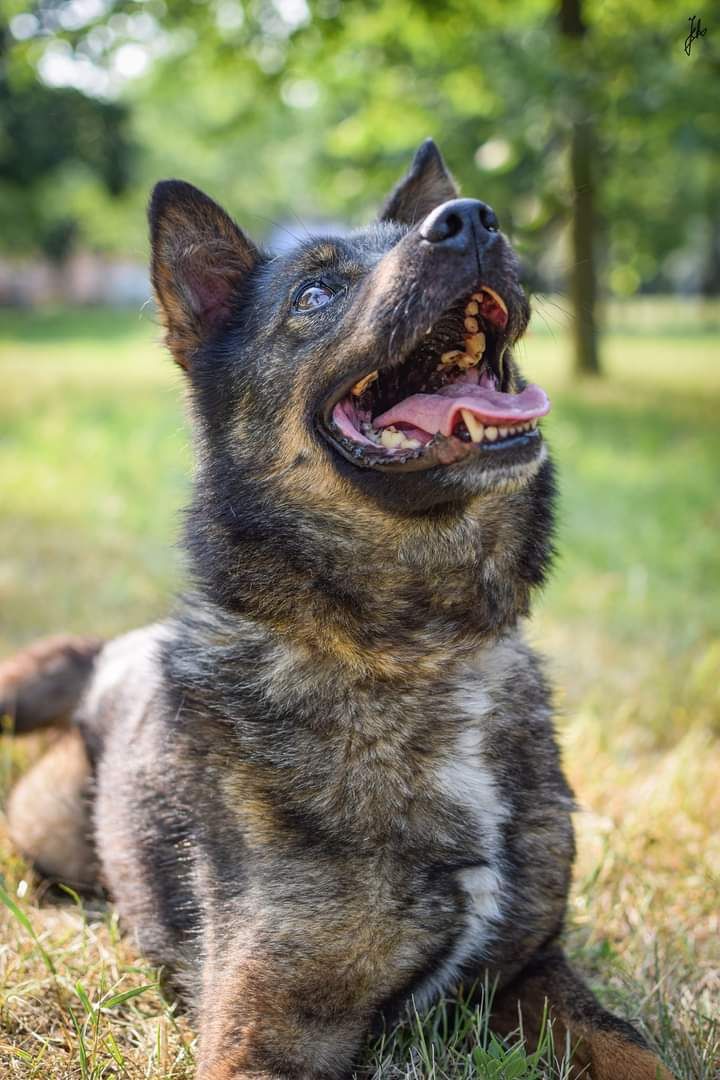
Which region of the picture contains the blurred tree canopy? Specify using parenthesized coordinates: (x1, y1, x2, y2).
(0, 0, 717, 370)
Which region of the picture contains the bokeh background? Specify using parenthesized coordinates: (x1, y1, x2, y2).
(0, 1, 718, 1078)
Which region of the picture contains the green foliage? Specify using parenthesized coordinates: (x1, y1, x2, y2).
(0, 0, 717, 297)
(0, 23, 136, 258)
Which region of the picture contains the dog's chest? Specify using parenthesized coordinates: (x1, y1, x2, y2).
(305, 673, 510, 988)
(219, 643, 516, 997)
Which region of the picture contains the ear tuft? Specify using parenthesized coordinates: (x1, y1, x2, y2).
(379, 139, 460, 227)
(149, 180, 259, 369)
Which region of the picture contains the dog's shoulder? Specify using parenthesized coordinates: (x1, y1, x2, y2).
(75, 622, 170, 751)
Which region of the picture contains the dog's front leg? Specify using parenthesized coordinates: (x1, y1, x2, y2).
(195, 940, 368, 1080)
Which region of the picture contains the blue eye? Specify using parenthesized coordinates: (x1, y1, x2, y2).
(294, 282, 335, 312)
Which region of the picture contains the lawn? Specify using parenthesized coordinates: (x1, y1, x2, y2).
(0, 301, 718, 1079)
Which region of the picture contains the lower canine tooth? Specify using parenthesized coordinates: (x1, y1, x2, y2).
(485, 425, 498, 441)
(461, 410, 484, 443)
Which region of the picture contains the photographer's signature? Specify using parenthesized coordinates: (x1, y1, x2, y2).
(684, 14, 707, 55)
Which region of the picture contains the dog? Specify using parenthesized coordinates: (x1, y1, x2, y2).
(1, 140, 674, 1080)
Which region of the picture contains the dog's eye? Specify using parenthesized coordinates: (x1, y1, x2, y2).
(294, 282, 335, 312)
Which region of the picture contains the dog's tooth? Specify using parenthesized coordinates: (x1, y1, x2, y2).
(530, 419, 538, 429)
(379, 428, 404, 449)
(466, 332, 486, 358)
(461, 410, 484, 443)
(485, 425, 498, 441)
(465, 300, 479, 315)
(351, 370, 378, 396)
(481, 286, 508, 316)
(399, 436, 421, 449)
(440, 349, 464, 366)
(456, 353, 477, 369)
(464, 317, 479, 334)
(499, 426, 508, 438)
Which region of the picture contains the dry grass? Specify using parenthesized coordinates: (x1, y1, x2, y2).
(0, 302, 718, 1078)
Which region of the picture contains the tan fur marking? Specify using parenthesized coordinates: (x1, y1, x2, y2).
(490, 953, 675, 1080)
(588, 1032, 675, 1080)
(7, 729, 97, 888)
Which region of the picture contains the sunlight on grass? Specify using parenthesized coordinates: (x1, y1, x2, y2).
(1, 301, 718, 1078)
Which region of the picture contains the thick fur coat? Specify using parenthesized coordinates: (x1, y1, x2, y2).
(2, 141, 674, 1080)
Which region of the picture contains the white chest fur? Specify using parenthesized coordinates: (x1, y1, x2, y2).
(413, 680, 510, 1008)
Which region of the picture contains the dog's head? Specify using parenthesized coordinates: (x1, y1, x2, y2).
(150, 141, 555, 663)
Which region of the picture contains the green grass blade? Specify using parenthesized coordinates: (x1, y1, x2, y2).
(0, 880, 57, 977)
(102, 983, 155, 1009)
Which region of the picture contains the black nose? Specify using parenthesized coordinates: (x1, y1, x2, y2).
(419, 198, 499, 251)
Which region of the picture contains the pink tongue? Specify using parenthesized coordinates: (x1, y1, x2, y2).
(373, 381, 550, 437)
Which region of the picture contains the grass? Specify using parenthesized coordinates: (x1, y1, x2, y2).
(0, 300, 719, 1079)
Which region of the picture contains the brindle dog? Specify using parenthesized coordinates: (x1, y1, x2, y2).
(2, 141, 674, 1080)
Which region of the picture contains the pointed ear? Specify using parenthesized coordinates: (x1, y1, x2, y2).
(149, 180, 260, 369)
(379, 139, 459, 226)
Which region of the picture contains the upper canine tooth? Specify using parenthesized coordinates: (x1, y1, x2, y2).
(461, 410, 484, 442)
(464, 316, 479, 333)
(351, 370, 378, 396)
(466, 332, 486, 358)
(480, 286, 508, 316)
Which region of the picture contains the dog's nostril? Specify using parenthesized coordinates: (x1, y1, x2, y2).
(420, 198, 499, 248)
(479, 204, 499, 232)
(442, 212, 464, 240)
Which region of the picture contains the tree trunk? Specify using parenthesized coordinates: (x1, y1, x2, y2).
(560, 0, 601, 376)
(702, 186, 720, 296)
(569, 118, 600, 374)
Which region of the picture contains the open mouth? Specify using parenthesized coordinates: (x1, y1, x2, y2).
(318, 286, 550, 472)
